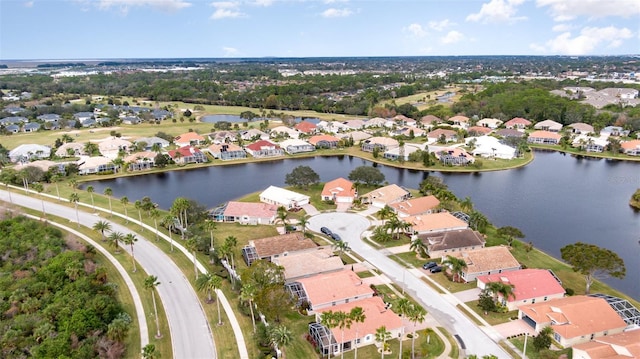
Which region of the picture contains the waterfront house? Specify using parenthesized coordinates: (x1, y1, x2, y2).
(308, 134, 340, 149)
(534, 119, 563, 132)
(404, 212, 469, 235)
(219, 201, 278, 225)
(572, 329, 640, 359)
(279, 139, 315, 154)
(448, 246, 521, 282)
(273, 247, 345, 283)
(477, 268, 565, 311)
(518, 296, 627, 347)
(134, 136, 170, 150)
(601, 126, 630, 137)
(124, 151, 156, 171)
(435, 147, 474, 166)
(504, 117, 532, 130)
(361, 137, 399, 153)
(259, 185, 310, 209)
(241, 232, 317, 266)
(206, 143, 247, 160)
(383, 143, 423, 161)
(321, 178, 356, 203)
(77, 156, 116, 175)
(174, 132, 205, 147)
(467, 136, 516, 159)
(621, 140, 640, 156)
(571, 135, 608, 153)
(389, 195, 440, 217)
(361, 184, 410, 208)
(528, 130, 562, 145)
(295, 270, 374, 313)
(427, 128, 458, 143)
(98, 137, 132, 160)
(420, 229, 485, 259)
(244, 140, 285, 158)
(167, 146, 207, 164)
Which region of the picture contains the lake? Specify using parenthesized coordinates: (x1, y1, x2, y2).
(83, 152, 640, 299)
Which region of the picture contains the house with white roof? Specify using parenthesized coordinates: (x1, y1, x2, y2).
(270, 126, 300, 139)
(9, 144, 51, 163)
(477, 118, 503, 129)
(77, 156, 116, 175)
(98, 137, 132, 160)
(534, 119, 563, 132)
(467, 136, 516, 159)
(278, 139, 315, 154)
(572, 135, 609, 153)
(259, 185, 310, 209)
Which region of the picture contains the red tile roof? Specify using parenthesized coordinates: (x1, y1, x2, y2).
(389, 195, 440, 216)
(308, 134, 340, 146)
(321, 178, 356, 199)
(529, 130, 562, 140)
(468, 126, 493, 135)
(245, 140, 280, 151)
(505, 117, 532, 127)
(175, 132, 204, 142)
(477, 269, 565, 302)
(294, 121, 317, 133)
(224, 201, 278, 218)
(427, 128, 457, 139)
(298, 270, 374, 307)
(251, 232, 317, 258)
(168, 146, 202, 158)
(573, 330, 640, 359)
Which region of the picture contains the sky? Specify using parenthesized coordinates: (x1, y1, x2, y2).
(1, 0, 639, 60)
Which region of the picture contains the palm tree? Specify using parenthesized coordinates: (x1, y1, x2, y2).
(460, 196, 473, 212)
(485, 281, 515, 306)
(205, 219, 217, 252)
(298, 216, 309, 235)
(150, 209, 161, 241)
(469, 210, 489, 232)
(108, 231, 124, 254)
(104, 187, 113, 216)
(32, 182, 46, 217)
(335, 311, 353, 359)
(409, 237, 428, 258)
(144, 275, 162, 339)
(86, 185, 95, 211)
(240, 283, 257, 333)
(122, 233, 138, 272)
(375, 326, 392, 359)
(49, 174, 61, 201)
(320, 311, 339, 358)
(151, 143, 162, 154)
(333, 240, 351, 263)
(269, 325, 292, 359)
(196, 273, 223, 324)
(120, 196, 130, 223)
(185, 238, 199, 280)
(135, 200, 144, 230)
(372, 225, 392, 243)
(92, 220, 111, 242)
(276, 206, 288, 226)
(395, 298, 412, 358)
(350, 307, 366, 359)
(442, 255, 468, 283)
(141, 344, 158, 359)
(407, 304, 426, 359)
(224, 235, 238, 270)
(161, 215, 175, 251)
(377, 205, 395, 221)
(69, 192, 80, 228)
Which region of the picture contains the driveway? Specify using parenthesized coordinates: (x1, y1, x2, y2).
(454, 288, 482, 303)
(307, 212, 371, 244)
(493, 319, 536, 338)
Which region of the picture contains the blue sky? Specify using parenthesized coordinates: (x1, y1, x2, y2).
(1, 0, 639, 60)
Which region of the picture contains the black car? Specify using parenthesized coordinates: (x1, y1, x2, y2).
(430, 266, 443, 273)
(320, 227, 332, 235)
(422, 261, 438, 270)
(330, 233, 342, 241)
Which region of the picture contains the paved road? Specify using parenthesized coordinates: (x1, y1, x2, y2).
(1, 190, 217, 359)
(308, 212, 510, 359)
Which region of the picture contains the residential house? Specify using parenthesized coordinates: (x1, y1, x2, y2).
(404, 212, 469, 235)
(151, 109, 172, 120)
(572, 329, 640, 359)
(121, 116, 141, 125)
(124, 151, 156, 171)
(393, 114, 414, 126)
(23, 123, 41, 132)
(218, 201, 278, 225)
(528, 130, 562, 145)
(174, 132, 205, 147)
(572, 135, 608, 153)
(420, 115, 442, 129)
(467, 136, 516, 159)
(393, 126, 425, 138)
(534, 119, 563, 132)
(310, 297, 404, 356)
(2, 106, 26, 115)
(8, 144, 51, 163)
(318, 120, 352, 133)
(389, 195, 440, 217)
(14, 160, 66, 174)
(621, 140, 640, 156)
(241, 232, 317, 266)
(167, 146, 208, 164)
(496, 129, 525, 138)
(477, 269, 565, 311)
(55, 142, 86, 158)
(448, 246, 521, 282)
(449, 115, 470, 129)
(279, 139, 315, 154)
(336, 131, 371, 143)
(37, 114, 60, 123)
(383, 143, 423, 161)
(98, 137, 132, 160)
(77, 156, 116, 175)
(343, 119, 366, 130)
(208, 131, 237, 144)
(518, 296, 628, 347)
(364, 117, 388, 128)
(435, 147, 475, 166)
(240, 129, 269, 141)
(4, 124, 20, 133)
(467, 126, 493, 136)
(206, 143, 247, 160)
(244, 140, 285, 158)
(308, 134, 340, 149)
(427, 129, 458, 143)
(294, 121, 318, 134)
(273, 247, 345, 282)
(601, 126, 630, 137)
(1, 116, 28, 126)
(134, 136, 170, 150)
(362, 184, 410, 208)
(259, 185, 310, 209)
(295, 270, 374, 312)
(421, 229, 485, 259)
(568, 123, 595, 134)
(477, 118, 503, 129)
(321, 178, 356, 203)
(73, 112, 94, 124)
(504, 117, 532, 130)
(361, 137, 399, 153)
(270, 125, 300, 139)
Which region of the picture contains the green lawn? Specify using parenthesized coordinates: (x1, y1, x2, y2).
(510, 336, 571, 359)
(390, 251, 430, 268)
(465, 300, 519, 326)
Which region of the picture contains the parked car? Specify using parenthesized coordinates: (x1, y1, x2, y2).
(430, 266, 443, 273)
(330, 233, 342, 241)
(422, 261, 438, 270)
(320, 227, 332, 235)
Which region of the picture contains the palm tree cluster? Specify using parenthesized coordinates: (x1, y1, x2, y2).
(320, 307, 366, 359)
(372, 206, 412, 243)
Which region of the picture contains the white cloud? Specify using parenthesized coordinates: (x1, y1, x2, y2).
(466, 0, 527, 24)
(542, 26, 634, 55)
(536, 0, 640, 21)
(428, 19, 454, 32)
(222, 47, 239, 57)
(251, 0, 273, 6)
(529, 43, 547, 53)
(552, 23, 572, 32)
(404, 23, 427, 38)
(97, 0, 191, 12)
(441, 30, 464, 44)
(321, 8, 352, 18)
(210, 1, 245, 19)
(24, 1, 34, 7)
(324, 0, 349, 3)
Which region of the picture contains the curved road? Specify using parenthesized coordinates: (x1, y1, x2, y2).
(308, 212, 510, 359)
(1, 190, 217, 359)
